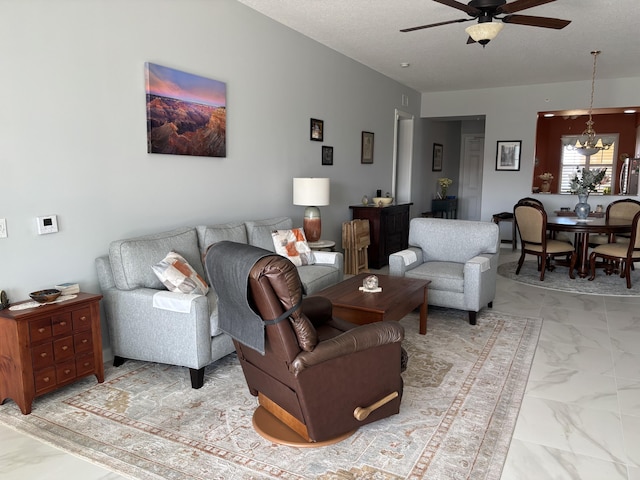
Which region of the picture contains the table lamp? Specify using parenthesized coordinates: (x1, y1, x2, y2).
(293, 177, 330, 243)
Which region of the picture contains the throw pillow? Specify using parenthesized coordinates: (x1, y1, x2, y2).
(152, 251, 209, 295)
(271, 228, 315, 267)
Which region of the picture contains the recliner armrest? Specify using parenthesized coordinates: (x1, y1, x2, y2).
(290, 322, 404, 374)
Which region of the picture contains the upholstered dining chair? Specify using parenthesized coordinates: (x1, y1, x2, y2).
(588, 210, 640, 288)
(514, 200, 577, 280)
(589, 198, 640, 246)
(204, 241, 405, 445)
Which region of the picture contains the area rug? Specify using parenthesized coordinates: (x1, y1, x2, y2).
(498, 260, 640, 296)
(0, 309, 541, 480)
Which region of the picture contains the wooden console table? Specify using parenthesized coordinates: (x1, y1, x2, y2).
(0, 293, 104, 414)
(432, 198, 458, 219)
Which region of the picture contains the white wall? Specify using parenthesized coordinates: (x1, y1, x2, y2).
(421, 78, 640, 220)
(0, 0, 421, 303)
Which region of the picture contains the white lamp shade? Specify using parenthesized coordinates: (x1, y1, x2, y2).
(293, 178, 330, 206)
(465, 22, 504, 42)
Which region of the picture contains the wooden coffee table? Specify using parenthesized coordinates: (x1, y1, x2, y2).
(316, 273, 430, 334)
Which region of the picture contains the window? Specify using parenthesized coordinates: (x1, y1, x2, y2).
(559, 134, 617, 193)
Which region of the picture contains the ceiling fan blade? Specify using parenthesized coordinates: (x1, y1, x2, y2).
(432, 0, 480, 16)
(497, 0, 555, 14)
(502, 14, 571, 29)
(400, 18, 472, 33)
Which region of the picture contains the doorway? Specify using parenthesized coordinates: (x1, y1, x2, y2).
(392, 109, 414, 204)
(459, 134, 485, 220)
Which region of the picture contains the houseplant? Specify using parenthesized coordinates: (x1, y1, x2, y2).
(538, 172, 554, 193)
(569, 167, 607, 219)
(438, 177, 453, 199)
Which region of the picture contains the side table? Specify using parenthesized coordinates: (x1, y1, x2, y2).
(0, 292, 104, 414)
(308, 239, 336, 251)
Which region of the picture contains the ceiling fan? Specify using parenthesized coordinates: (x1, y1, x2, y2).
(401, 0, 571, 46)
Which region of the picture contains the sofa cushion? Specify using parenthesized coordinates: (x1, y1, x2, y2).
(405, 261, 464, 293)
(298, 264, 342, 295)
(109, 227, 204, 291)
(196, 223, 248, 257)
(152, 251, 209, 295)
(272, 228, 315, 266)
(245, 217, 292, 251)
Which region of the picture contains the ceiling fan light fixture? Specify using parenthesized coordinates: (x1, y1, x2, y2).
(465, 22, 503, 45)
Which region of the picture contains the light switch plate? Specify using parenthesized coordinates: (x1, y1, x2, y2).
(0, 218, 6, 238)
(37, 215, 58, 235)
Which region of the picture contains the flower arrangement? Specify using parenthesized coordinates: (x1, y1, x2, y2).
(538, 172, 554, 182)
(438, 177, 453, 199)
(569, 167, 607, 195)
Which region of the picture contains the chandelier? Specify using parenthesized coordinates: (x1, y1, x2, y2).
(568, 51, 614, 157)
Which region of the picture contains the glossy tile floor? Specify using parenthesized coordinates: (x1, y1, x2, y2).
(1, 249, 639, 479)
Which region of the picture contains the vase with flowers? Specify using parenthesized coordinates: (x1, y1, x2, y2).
(438, 177, 453, 199)
(569, 167, 607, 220)
(538, 172, 554, 193)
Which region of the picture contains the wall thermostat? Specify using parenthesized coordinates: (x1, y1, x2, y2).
(37, 215, 58, 235)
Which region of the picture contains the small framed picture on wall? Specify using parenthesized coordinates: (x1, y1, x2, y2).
(495, 140, 521, 171)
(361, 131, 374, 164)
(322, 146, 333, 165)
(310, 118, 324, 141)
(432, 143, 443, 171)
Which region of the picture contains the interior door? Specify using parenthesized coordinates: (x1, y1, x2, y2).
(459, 134, 485, 220)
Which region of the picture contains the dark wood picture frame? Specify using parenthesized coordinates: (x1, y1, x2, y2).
(361, 131, 374, 164)
(495, 140, 522, 171)
(432, 143, 443, 171)
(322, 146, 333, 165)
(310, 118, 324, 141)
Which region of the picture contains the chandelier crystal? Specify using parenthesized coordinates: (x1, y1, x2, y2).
(570, 51, 613, 157)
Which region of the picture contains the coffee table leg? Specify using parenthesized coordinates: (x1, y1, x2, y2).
(419, 286, 428, 335)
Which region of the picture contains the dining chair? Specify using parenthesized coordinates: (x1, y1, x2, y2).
(514, 200, 577, 280)
(588, 210, 640, 288)
(589, 198, 640, 246)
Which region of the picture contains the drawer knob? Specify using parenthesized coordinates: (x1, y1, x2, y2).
(60, 321, 67, 326)
(62, 345, 69, 351)
(40, 352, 47, 358)
(64, 369, 71, 375)
(80, 316, 87, 321)
(83, 362, 90, 367)
(43, 376, 50, 383)
(82, 339, 88, 344)
(38, 328, 46, 333)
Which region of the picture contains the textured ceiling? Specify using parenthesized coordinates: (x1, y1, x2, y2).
(236, 0, 640, 93)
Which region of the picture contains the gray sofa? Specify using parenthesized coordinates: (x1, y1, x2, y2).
(95, 217, 343, 388)
(389, 218, 500, 325)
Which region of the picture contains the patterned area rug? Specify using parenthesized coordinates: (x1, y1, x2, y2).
(0, 309, 541, 480)
(498, 260, 640, 296)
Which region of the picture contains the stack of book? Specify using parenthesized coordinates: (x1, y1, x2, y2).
(55, 282, 80, 295)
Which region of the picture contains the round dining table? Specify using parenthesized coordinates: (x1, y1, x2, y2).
(546, 216, 633, 278)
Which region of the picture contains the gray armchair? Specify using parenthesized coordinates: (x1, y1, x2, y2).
(389, 218, 500, 325)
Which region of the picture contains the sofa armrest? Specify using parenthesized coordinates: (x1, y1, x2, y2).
(389, 247, 423, 277)
(463, 252, 499, 311)
(290, 321, 404, 374)
(100, 286, 214, 369)
(313, 251, 343, 271)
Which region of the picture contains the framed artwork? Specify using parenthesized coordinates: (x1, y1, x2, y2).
(310, 118, 324, 141)
(496, 140, 522, 171)
(361, 131, 374, 164)
(145, 62, 226, 157)
(432, 143, 443, 171)
(322, 146, 333, 165)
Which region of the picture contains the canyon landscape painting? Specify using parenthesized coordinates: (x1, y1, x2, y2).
(145, 62, 226, 157)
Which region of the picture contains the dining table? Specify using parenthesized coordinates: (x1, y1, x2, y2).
(546, 216, 633, 278)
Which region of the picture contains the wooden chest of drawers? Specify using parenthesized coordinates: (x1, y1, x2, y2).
(0, 293, 104, 414)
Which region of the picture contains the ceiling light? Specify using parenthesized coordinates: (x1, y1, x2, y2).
(566, 51, 613, 158)
(400, 62, 410, 68)
(465, 22, 503, 47)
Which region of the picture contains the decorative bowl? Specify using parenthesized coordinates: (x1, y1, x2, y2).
(29, 289, 61, 303)
(373, 197, 393, 206)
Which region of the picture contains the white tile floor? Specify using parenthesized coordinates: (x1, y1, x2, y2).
(1, 248, 639, 479)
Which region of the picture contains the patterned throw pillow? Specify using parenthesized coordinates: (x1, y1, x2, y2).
(271, 228, 315, 267)
(151, 251, 209, 295)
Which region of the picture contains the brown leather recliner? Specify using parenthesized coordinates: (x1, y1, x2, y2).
(206, 242, 405, 443)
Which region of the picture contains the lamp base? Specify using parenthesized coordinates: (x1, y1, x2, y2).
(303, 206, 321, 242)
